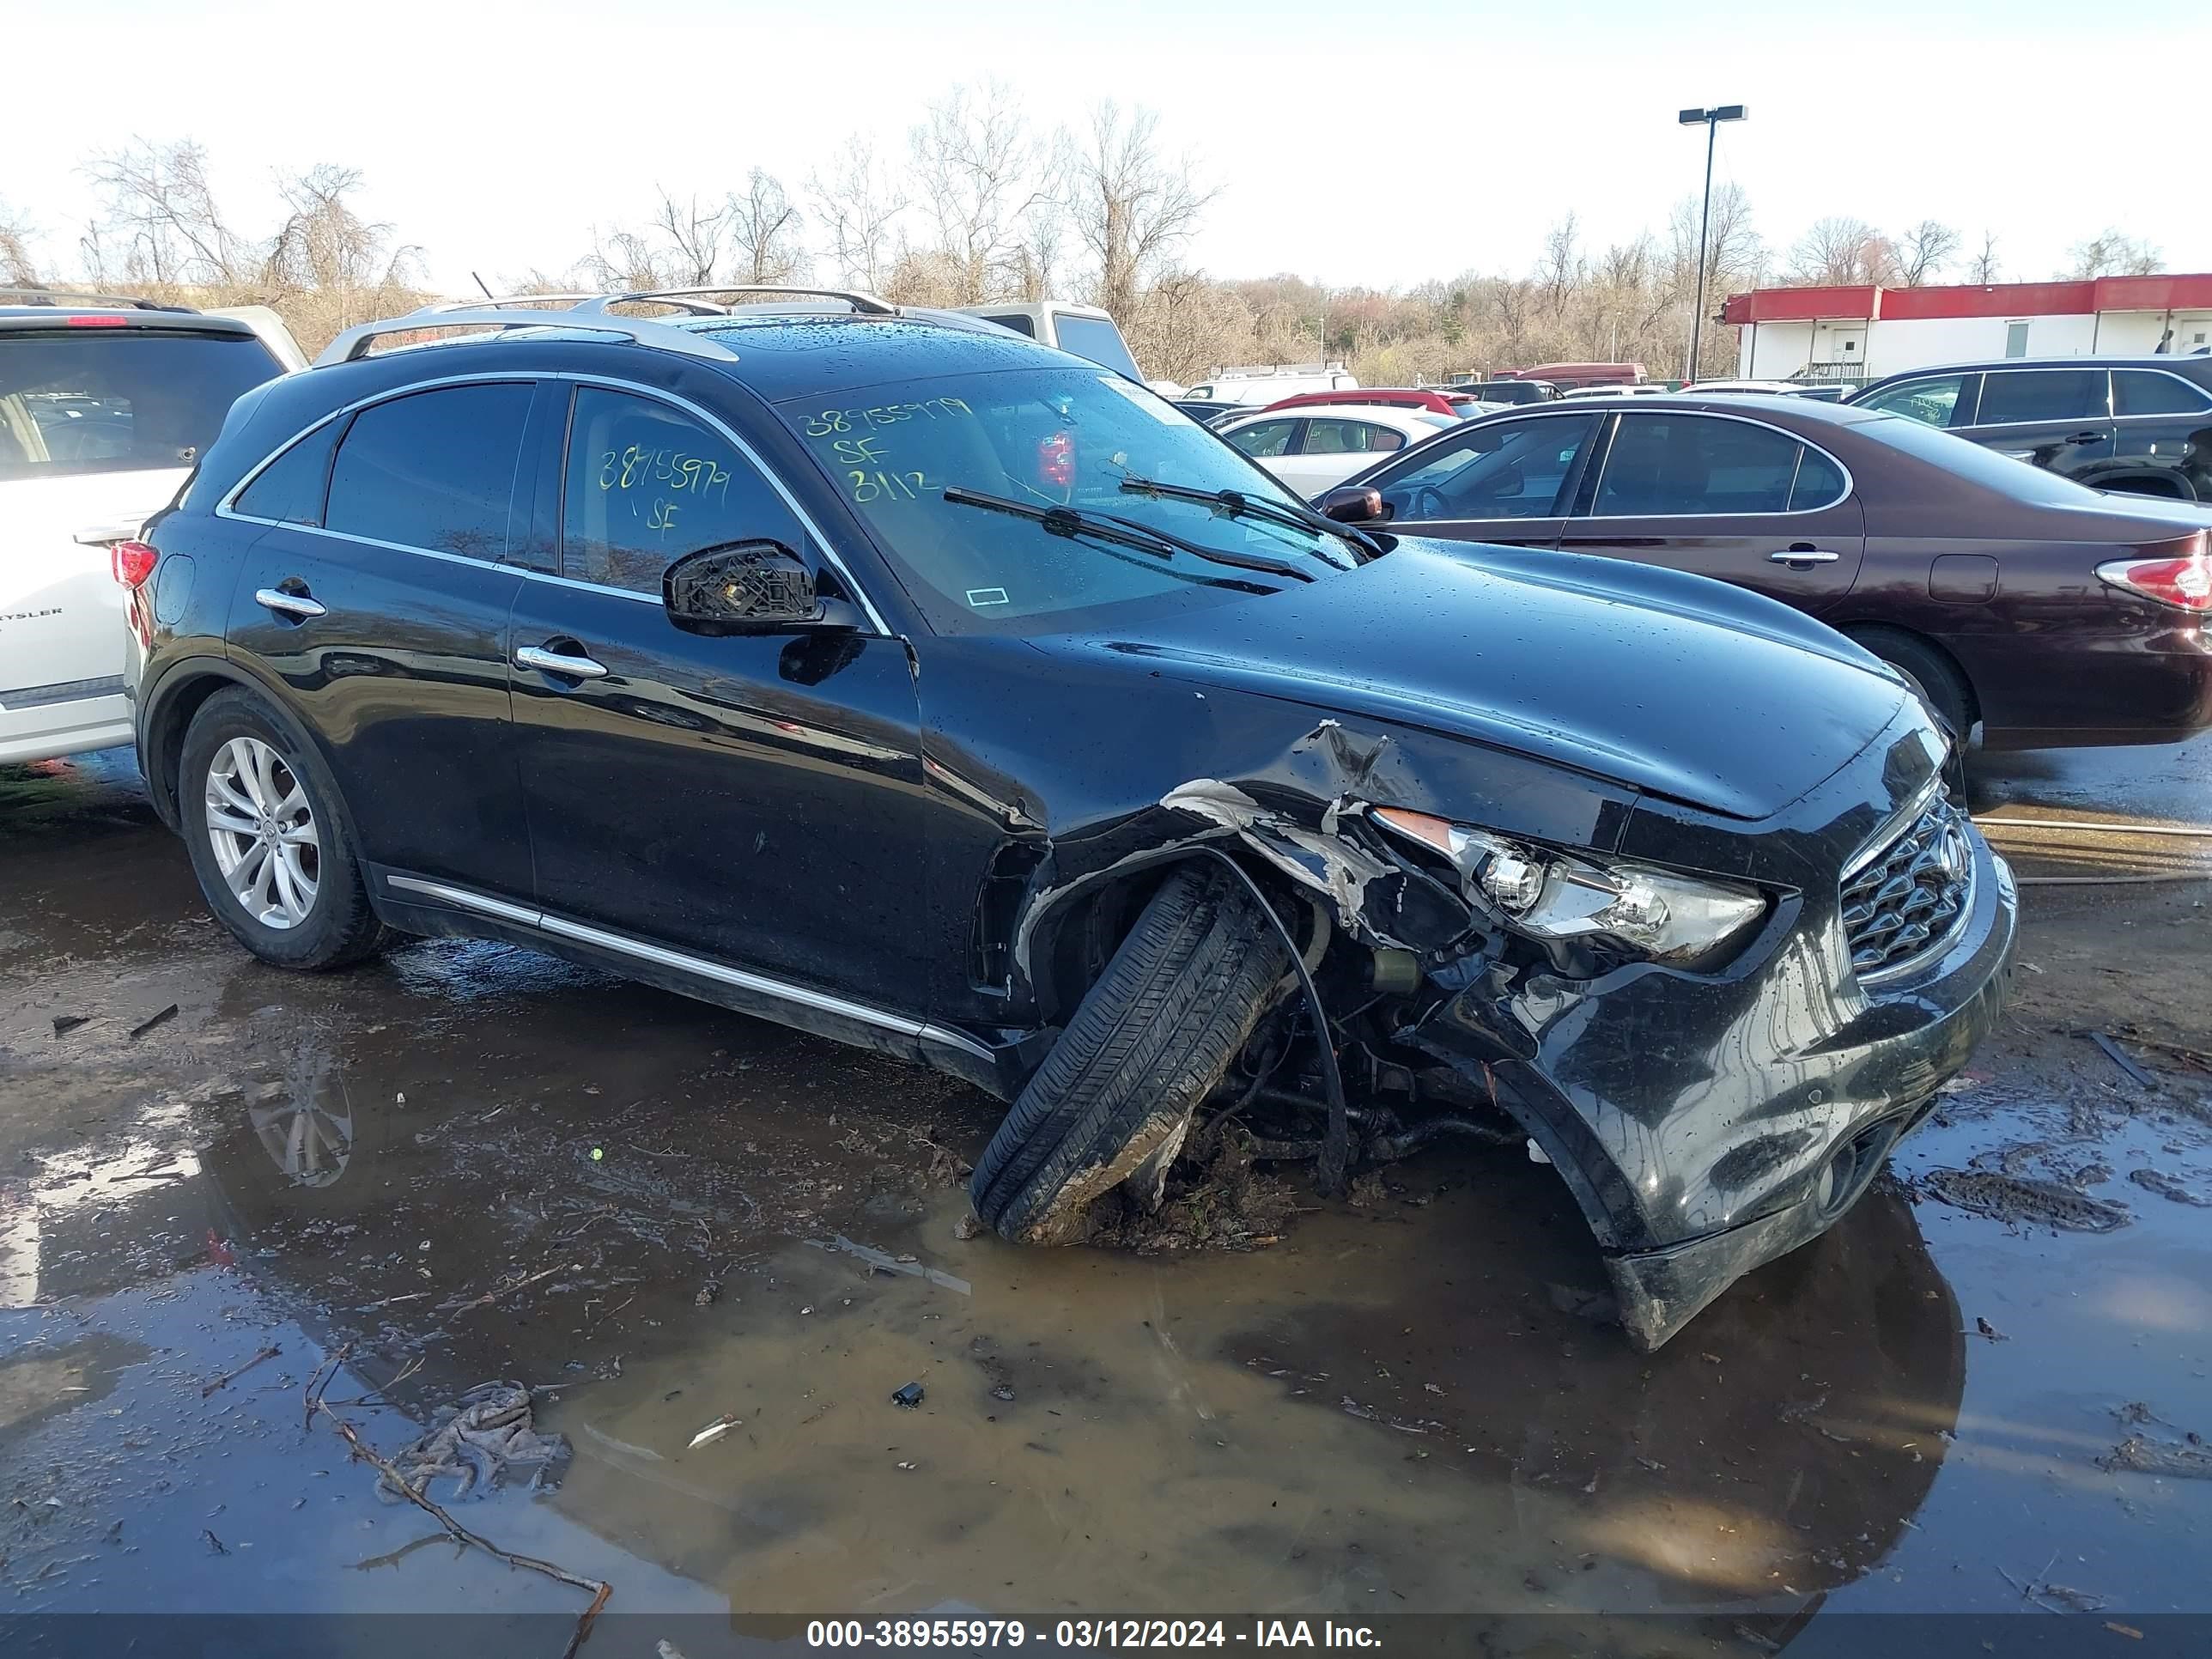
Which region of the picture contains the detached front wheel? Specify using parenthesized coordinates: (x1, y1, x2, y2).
(179, 688, 386, 970)
(969, 863, 1291, 1243)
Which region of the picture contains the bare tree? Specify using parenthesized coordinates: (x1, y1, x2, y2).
(1061, 101, 1212, 321)
(2065, 228, 2162, 278)
(84, 138, 253, 285)
(1534, 214, 1582, 318)
(1894, 219, 1960, 286)
(908, 82, 1048, 301)
(653, 190, 727, 286)
(0, 200, 37, 286)
(1966, 230, 2001, 284)
(578, 226, 677, 292)
(726, 169, 805, 285)
(808, 137, 907, 292)
(264, 165, 421, 291)
(1784, 216, 1895, 286)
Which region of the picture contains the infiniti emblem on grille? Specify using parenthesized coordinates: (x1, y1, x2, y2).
(1935, 824, 1971, 885)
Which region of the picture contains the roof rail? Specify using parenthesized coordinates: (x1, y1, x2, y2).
(412, 292, 602, 313)
(0, 286, 191, 313)
(570, 284, 897, 317)
(314, 304, 742, 368)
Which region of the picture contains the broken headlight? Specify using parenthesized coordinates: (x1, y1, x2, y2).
(1372, 808, 1765, 969)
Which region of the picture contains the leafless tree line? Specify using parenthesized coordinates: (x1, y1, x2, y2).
(0, 108, 2172, 387)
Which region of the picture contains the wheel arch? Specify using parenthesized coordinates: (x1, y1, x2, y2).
(1835, 622, 1981, 732)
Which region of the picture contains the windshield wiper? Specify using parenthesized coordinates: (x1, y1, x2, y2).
(1115, 474, 1379, 562)
(941, 487, 1313, 583)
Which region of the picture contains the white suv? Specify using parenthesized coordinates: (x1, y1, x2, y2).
(1, 292, 288, 764)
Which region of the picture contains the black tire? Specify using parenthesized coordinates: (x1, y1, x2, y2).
(179, 687, 387, 970)
(970, 863, 1291, 1243)
(1850, 627, 1973, 743)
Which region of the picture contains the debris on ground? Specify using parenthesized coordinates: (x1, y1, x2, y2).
(1973, 1317, 2008, 1342)
(1347, 1171, 1389, 1209)
(687, 1414, 740, 1449)
(127, 1003, 179, 1040)
(2087, 1031, 2156, 1089)
(1086, 1133, 1301, 1253)
(2102, 1434, 2212, 1480)
(1920, 1168, 2131, 1231)
(890, 1382, 926, 1408)
(952, 1213, 982, 1241)
(50, 1014, 88, 1036)
(373, 1382, 569, 1503)
(693, 1280, 721, 1307)
(202, 1528, 228, 1555)
(2127, 1169, 2210, 1206)
(200, 1343, 282, 1397)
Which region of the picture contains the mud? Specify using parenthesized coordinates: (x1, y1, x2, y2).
(1918, 1167, 2133, 1231)
(3, 741, 2212, 1627)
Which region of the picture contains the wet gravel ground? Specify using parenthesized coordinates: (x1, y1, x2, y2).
(1, 739, 2208, 1644)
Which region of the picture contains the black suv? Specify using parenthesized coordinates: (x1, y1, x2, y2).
(1849, 356, 2212, 501)
(128, 288, 2015, 1350)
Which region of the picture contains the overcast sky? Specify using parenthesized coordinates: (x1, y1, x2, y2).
(11, 0, 2205, 298)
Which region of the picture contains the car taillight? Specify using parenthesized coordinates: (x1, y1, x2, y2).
(2096, 532, 2211, 613)
(111, 540, 159, 589)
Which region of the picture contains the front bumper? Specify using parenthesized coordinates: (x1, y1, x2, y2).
(1412, 810, 2017, 1352)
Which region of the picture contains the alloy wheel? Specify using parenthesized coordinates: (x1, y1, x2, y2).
(204, 736, 320, 929)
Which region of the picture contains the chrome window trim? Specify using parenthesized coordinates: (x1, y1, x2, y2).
(213, 369, 894, 635)
(1572, 408, 1856, 521)
(383, 875, 993, 1062)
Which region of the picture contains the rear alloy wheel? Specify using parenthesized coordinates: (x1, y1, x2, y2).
(969, 863, 1292, 1243)
(179, 688, 387, 970)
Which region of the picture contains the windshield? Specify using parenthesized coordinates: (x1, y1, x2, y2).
(775, 367, 1352, 632)
(0, 331, 281, 478)
(1048, 314, 1143, 380)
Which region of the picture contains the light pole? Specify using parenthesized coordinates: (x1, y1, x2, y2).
(1678, 103, 1746, 383)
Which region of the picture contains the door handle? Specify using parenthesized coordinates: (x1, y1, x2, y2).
(1768, 547, 1840, 568)
(253, 586, 327, 619)
(2063, 430, 2105, 446)
(515, 643, 609, 681)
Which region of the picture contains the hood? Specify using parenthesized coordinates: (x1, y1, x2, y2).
(1087, 538, 1913, 821)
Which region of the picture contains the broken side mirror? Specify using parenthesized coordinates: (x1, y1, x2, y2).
(1316, 485, 1389, 525)
(663, 541, 858, 635)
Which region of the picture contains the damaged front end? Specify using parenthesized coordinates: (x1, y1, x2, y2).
(994, 708, 2014, 1353)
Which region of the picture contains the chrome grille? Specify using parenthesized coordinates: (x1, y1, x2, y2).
(1841, 795, 1973, 978)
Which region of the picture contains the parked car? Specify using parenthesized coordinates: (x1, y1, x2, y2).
(1186, 368, 1359, 403)
(2, 290, 289, 765)
(1846, 356, 2212, 501)
(952, 301, 1143, 380)
(1216, 404, 1459, 494)
(125, 290, 2013, 1352)
(1452, 379, 1559, 405)
(1505, 362, 1647, 391)
(1558, 383, 1669, 399)
(1261, 387, 1492, 419)
(1174, 399, 1255, 427)
(1686, 379, 1838, 398)
(1321, 394, 2212, 748)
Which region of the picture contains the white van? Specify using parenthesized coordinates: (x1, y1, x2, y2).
(953, 301, 1143, 380)
(1185, 366, 1361, 405)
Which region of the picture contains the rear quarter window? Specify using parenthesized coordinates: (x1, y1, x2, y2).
(323, 383, 534, 559)
(231, 418, 342, 525)
(0, 330, 282, 478)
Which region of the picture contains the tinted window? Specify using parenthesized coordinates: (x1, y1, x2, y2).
(562, 387, 805, 595)
(1303, 418, 1402, 456)
(324, 384, 531, 559)
(1973, 368, 2108, 425)
(1790, 446, 1848, 511)
(1593, 415, 1803, 516)
(1228, 418, 1297, 459)
(1856, 374, 1972, 428)
(1370, 414, 1596, 520)
(980, 313, 1036, 338)
(1049, 313, 1142, 379)
(2114, 369, 2212, 416)
(233, 418, 341, 525)
(1855, 411, 2111, 507)
(0, 331, 281, 478)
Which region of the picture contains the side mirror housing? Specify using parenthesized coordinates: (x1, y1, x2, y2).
(1316, 486, 1389, 525)
(663, 541, 852, 635)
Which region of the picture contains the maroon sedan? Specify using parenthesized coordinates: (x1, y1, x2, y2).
(1321, 395, 2212, 748)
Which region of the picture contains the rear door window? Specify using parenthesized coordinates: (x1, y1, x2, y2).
(560, 386, 806, 595)
(324, 382, 533, 559)
(1592, 414, 1804, 515)
(1048, 313, 1142, 379)
(1303, 418, 1403, 456)
(1855, 374, 1973, 428)
(0, 330, 281, 478)
(1369, 414, 1597, 520)
(2114, 369, 2212, 416)
(1973, 368, 2109, 426)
